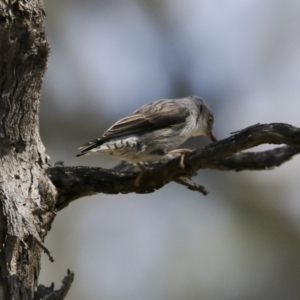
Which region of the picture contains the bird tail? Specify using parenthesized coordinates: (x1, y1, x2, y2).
(76, 138, 104, 157)
(76, 152, 87, 157)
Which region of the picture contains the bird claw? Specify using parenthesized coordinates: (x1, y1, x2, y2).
(168, 148, 193, 169)
(134, 172, 143, 186)
(134, 163, 148, 186)
(180, 154, 186, 169)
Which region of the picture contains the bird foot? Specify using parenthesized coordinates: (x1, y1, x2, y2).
(168, 148, 193, 169)
(134, 163, 148, 186)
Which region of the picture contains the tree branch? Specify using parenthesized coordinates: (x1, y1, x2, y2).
(173, 177, 209, 195)
(210, 145, 300, 171)
(35, 270, 74, 300)
(47, 123, 300, 210)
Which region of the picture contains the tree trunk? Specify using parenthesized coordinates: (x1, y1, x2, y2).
(0, 1, 59, 299)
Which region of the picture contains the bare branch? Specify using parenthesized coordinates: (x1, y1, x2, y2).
(47, 123, 300, 210)
(174, 177, 209, 195)
(35, 270, 74, 300)
(210, 145, 300, 171)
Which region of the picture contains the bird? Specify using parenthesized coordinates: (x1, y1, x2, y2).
(76, 96, 217, 186)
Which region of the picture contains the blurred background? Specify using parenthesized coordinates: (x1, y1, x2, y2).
(40, 1, 300, 299)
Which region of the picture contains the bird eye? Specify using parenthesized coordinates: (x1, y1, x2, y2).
(208, 116, 214, 125)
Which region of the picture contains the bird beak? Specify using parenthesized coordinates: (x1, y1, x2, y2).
(208, 131, 217, 142)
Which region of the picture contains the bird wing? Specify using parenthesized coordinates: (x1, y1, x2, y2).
(77, 100, 190, 154)
(102, 99, 190, 139)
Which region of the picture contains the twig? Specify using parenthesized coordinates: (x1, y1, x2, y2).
(35, 269, 74, 300)
(174, 177, 208, 195)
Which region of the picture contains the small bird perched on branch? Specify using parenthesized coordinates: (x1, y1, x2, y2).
(76, 96, 217, 186)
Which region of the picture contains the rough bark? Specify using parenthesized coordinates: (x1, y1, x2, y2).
(0, 1, 69, 299)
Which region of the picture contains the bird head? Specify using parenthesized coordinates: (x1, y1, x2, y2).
(191, 96, 217, 142)
(206, 112, 217, 142)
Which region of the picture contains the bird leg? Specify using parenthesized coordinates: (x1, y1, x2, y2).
(135, 162, 148, 186)
(134, 148, 192, 185)
(167, 148, 193, 169)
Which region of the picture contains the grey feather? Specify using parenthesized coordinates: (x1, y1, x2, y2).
(76, 96, 216, 159)
(102, 99, 190, 139)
